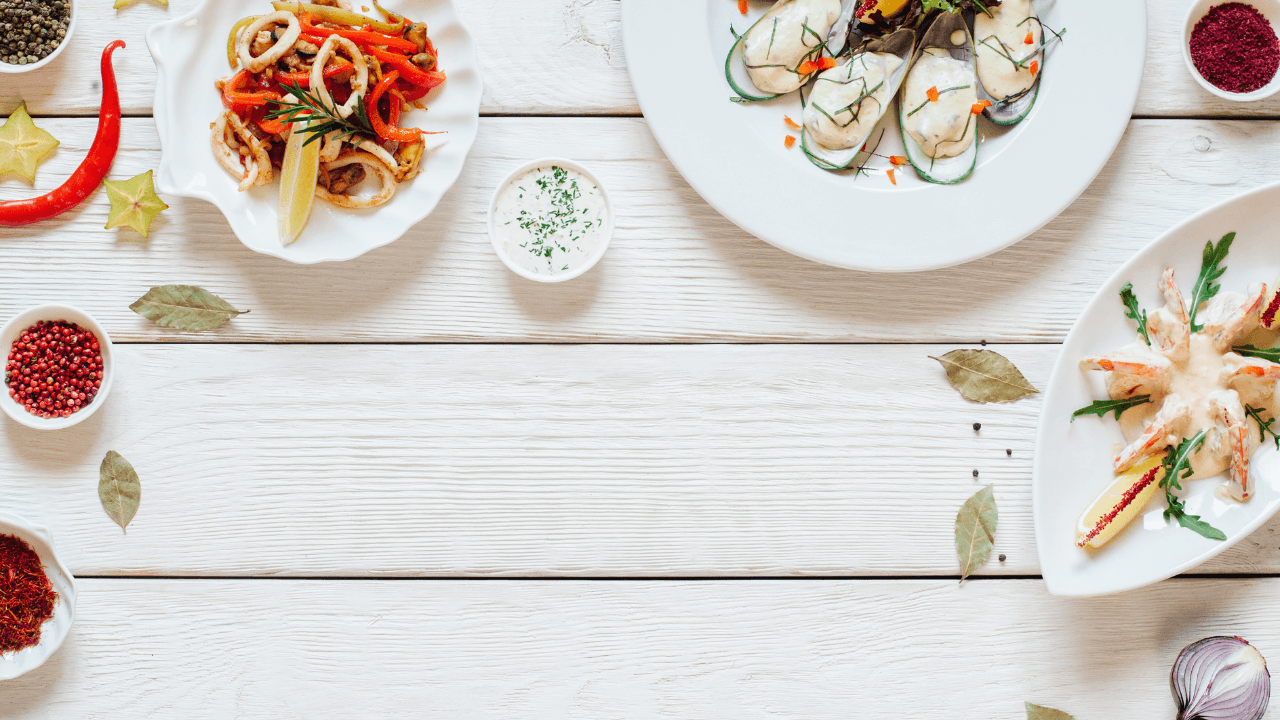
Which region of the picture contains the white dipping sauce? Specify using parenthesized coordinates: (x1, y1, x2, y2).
(493, 165, 608, 278)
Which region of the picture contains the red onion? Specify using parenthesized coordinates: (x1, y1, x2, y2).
(1172, 636, 1270, 720)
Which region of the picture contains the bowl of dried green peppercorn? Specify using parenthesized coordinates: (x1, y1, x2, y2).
(0, 0, 75, 74)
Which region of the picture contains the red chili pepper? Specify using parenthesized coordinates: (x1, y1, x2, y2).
(889, 155, 907, 166)
(276, 58, 353, 88)
(925, 86, 940, 102)
(367, 70, 424, 143)
(816, 57, 836, 70)
(1024, 31, 1034, 44)
(363, 45, 436, 87)
(1029, 60, 1039, 76)
(783, 135, 795, 148)
(299, 14, 416, 52)
(0, 41, 124, 227)
(970, 99, 992, 114)
(738, 0, 748, 14)
(886, 168, 897, 185)
(797, 60, 817, 75)
(222, 69, 281, 109)
(783, 115, 801, 130)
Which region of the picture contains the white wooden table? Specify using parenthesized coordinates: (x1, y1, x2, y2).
(2, 1, 1279, 716)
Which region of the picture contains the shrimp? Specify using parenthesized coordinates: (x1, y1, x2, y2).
(1080, 350, 1173, 398)
(1147, 267, 1191, 363)
(1223, 353, 1280, 383)
(1115, 394, 1190, 473)
(1202, 282, 1267, 351)
(1209, 390, 1252, 501)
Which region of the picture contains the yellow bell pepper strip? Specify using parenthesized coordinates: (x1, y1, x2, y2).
(226, 15, 262, 68)
(271, 1, 405, 34)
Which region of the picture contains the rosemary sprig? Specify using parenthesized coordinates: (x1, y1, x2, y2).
(1188, 231, 1234, 333)
(1120, 283, 1151, 346)
(1071, 395, 1152, 422)
(1159, 430, 1226, 541)
(1246, 405, 1280, 449)
(265, 82, 376, 147)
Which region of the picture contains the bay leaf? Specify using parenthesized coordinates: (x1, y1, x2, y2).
(129, 285, 248, 331)
(955, 485, 997, 582)
(930, 349, 1039, 403)
(99, 450, 140, 533)
(1025, 702, 1075, 720)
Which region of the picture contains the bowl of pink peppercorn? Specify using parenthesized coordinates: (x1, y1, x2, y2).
(1183, 0, 1280, 101)
(0, 304, 113, 430)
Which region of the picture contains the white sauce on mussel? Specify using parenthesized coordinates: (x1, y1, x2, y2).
(803, 51, 903, 151)
(974, 0, 1041, 102)
(902, 48, 977, 159)
(742, 0, 844, 95)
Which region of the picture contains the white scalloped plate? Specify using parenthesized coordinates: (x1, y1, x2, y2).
(146, 0, 482, 264)
(0, 511, 76, 681)
(621, 0, 1146, 272)
(1035, 181, 1280, 597)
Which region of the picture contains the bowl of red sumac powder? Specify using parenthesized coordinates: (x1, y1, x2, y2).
(0, 304, 113, 430)
(0, 510, 76, 681)
(1184, 0, 1280, 100)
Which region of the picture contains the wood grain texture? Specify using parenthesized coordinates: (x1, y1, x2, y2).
(4, 342, 1279, 578)
(5, 577, 1280, 718)
(1, 117, 1277, 343)
(3, 0, 1272, 119)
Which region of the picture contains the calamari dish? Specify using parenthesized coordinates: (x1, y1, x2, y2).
(724, 0, 1061, 184)
(1073, 234, 1280, 549)
(213, 0, 446, 244)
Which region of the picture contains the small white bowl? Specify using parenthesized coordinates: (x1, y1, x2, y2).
(1183, 0, 1280, 101)
(0, 0, 77, 75)
(487, 158, 615, 283)
(0, 304, 113, 430)
(0, 511, 76, 681)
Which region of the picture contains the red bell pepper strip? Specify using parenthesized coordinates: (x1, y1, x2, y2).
(0, 41, 124, 227)
(222, 69, 280, 109)
(258, 116, 288, 135)
(299, 14, 416, 52)
(276, 58, 354, 88)
(367, 70, 422, 143)
(394, 71, 446, 101)
(362, 45, 436, 87)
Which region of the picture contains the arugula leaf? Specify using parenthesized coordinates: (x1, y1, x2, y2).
(1188, 232, 1234, 333)
(1071, 395, 1152, 422)
(1119, 283, 1151, 346)
(922, 0, 960, 11)
(1233, 345, 1280, 363)
(1158, 430, 1225, 541)
(1245, 405, 1280, 450)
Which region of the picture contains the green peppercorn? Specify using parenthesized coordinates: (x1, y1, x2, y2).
(0, 0, 70, 66)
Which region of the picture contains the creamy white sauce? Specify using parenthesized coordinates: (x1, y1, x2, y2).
(493, 166, 608, 277)
(742, 0, 844, 95)
(973, 0, 1041, 101)
(902, 48, 977, 158)
(803, 51, 903, 150)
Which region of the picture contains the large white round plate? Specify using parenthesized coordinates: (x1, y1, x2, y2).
(1035, 181, 1280, 597)
(146, 0, 482, 264)
(621, 0, 1145, 272)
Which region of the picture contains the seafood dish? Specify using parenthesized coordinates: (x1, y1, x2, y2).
(725, 0, 1061, 184)
(1073, 234, 1280, 549)
(213, 0, 446, 244)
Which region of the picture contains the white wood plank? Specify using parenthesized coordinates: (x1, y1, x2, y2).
(2, 0, 1272, 119)
(1, 117, 1278, 343)
(4, 577, 1278, 718)
(3, 342, 1277, 577)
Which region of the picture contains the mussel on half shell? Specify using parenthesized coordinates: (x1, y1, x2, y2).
(898, 11, 979, 184)
(800, 27, 915, 170)
(973, 0, 1043, 125)
(725, 0, 846, 102)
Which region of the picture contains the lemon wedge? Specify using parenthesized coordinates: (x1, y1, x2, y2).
(278, 123, 321, 246)
(1076, 453, 1167, 549)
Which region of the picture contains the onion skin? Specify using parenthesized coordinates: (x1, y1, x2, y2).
(1172, 636, 1270, 720)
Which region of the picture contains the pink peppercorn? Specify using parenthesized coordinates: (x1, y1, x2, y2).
(5, 320, 104, 419)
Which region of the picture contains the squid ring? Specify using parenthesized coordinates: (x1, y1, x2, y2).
(237, 11, 301, 73)
(312, 35, 368, 119)
(316, 150, 397, 208)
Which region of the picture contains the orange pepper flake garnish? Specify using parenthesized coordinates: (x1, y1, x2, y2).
(1029, 60, 1039, 76)
(1024, 31, 1034, 44)
(738, 0, 749, 14)
(886, 168, 897, 185)
(816, 57, 837, 70)
(798, 60, 817, 75)
(970, 99, 992, 114)
(889, 155, 907, 166)
(784, 135, 796, 148)
(784, 115, 802, 130)
(925, 86, 940, 102)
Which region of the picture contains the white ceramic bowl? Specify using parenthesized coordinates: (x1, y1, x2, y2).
(0, 304, 113, 431)
(0, 511, 76, 681)
(0, 0, 77, 75)
(146, 0, 483, 264)
(487, 158, 615, 283)
(1183, 0, 1280, 101)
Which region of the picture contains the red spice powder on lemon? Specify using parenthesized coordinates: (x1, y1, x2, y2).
(1190, 2, 1280, 93)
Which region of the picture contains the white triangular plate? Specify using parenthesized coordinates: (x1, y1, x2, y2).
(1035, 181, 1280, 596)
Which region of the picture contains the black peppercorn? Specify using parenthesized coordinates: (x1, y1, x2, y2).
(972, 422, 981, 431)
